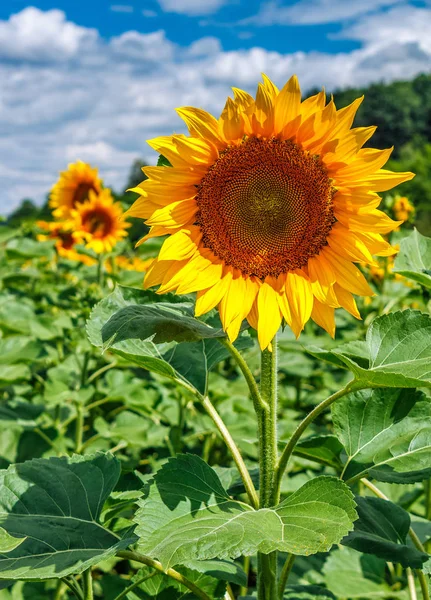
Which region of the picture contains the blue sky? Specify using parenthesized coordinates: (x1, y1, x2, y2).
(1, 0, 430, 213)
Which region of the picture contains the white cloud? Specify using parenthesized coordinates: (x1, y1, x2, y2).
(243, 0, 404, 26)
(142, 9, 158, 17)
(110, 30, 175, 62)
(110, 5, 134, 13)
(0, 7, 98, 62)
(0, 5, 430, 214)
(156, 0, 231, 16)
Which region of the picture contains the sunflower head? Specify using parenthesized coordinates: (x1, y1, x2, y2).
(128, 74, 414, 350)
(71, 188, 130, 254)
(49, 161, 102, 219)
(393, 195, 415, 222)
(37, 220, 96, 265)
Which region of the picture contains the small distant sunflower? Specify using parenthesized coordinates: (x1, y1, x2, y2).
(50, 161, 102, 219)
(128, 74, 414, 349)
(36, 220, 96, 265)
(393, 196, 415, 222)
(71, 189, 130, 254)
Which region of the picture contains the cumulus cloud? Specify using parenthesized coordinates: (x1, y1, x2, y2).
(0, 7, 98, 62)
(0, 5, 430, 214)
(243, 0, 404, 26)
(156, 0, 231, 16)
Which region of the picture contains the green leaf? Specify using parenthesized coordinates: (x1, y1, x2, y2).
(127, 564, 226, 599)
(283, 586, 335, 599)
(102, 303, 226, 346)
(393, 229, 431, 289)
(294, 435, 344, 468)
(5, 238, 54, 260)
(333, 388, 431, 483)
(0, 337, 44, 365)
(135, 454, 356, 568)
(0, 452, 131, 580)
(157, 155, 172, 167)
(0, 228, 18, 245)
(312, 310, 431, 388)
(186, 559, 247, 586)
(323, 547, 406, 598)
(0, 529, 25, 553)
(87, 286, 251, 394)
(0, 365, 30, 384)
(342, 496, 428, 568)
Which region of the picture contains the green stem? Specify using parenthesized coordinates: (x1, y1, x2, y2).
(274, 381, 358, 499)
(240, 555, 250, 597)
(97, 253, 105, 287)
(278, 554, 295, 599)
(219, 338, 267, 412)
(202, 395, 259, 509)
(86, 361, 118, 384)
(362, 478, 429, 600)
(62, 578, 84, 600)
(54, 580, 66, 600)
(83, 569, 93, 600)
(75, 402, 84, 454)
(257, 341, 278, 600)
(113, 571, 157, 600)
(117, 550, 213, 600)
(407, 568, 418, 600)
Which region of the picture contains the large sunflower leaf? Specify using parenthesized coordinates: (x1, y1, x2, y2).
(332, 388, 431, 483)
(342, 496, 428, 568)
(323, 547, 406, 599)
(309, 310, 431, 388)
(393, 229, 431, 289)
(0, 452, 131, 580)
(125, 565, 226, 600)
(87, 285, 251, 394)
(135, 454, 356, 568)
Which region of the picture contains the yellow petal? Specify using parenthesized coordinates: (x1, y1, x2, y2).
(195, 269, 233, 316)
(219, 97, 244, 142)
(285, 270, 313, 334)
(144, 259, 178, 289)
(158, 228, 200, 261)
(143, 166, 203, 186)
(357, 169, 415, 192)
(257, 283, 282, 350)
(261, 73, 279, 99)
(335, 147, 393, 181)
(173, 135, 219, 164)
(145, 199, 198, 228)
(252, 82, 275, 137)
(327, 223, 377, 264)
(322, 247, 374, 296)
(311, 299, 336, 338)
(334, 207, 402, 234)
(176, 106, 225, 148)
(274, 74, 301, 136)
(333, 283, 361, 319)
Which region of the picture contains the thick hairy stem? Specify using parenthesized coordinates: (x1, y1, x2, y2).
(117, 551, 213, 600)
(274, 381, 358, 499)
(257, 340, 279, 600)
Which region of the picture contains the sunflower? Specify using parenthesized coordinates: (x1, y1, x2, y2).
(37, 220, 97, 265)
(50, 161, 102, 219)
(128, 74, 414, 349)
(393, 196, 414, 222)
(71, 188, 130, 254)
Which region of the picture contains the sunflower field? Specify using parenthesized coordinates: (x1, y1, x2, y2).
(0, 74, 431, 600)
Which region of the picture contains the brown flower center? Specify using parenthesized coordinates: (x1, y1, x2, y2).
(72, 183, 97, 207)
(82, 209, 113, 237)
(195, 137, 336, 279)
